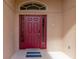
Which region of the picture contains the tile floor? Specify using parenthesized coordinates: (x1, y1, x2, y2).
(11, 49, 71, 59)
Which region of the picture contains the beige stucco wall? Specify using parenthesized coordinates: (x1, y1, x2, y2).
(63, 0, 76, 59)
(14, 0, 64, 52)
(3, 0, 16, 59)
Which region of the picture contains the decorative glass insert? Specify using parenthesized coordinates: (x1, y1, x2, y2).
(20, 2, 46, 10)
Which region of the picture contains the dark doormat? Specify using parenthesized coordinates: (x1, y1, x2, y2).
(26, 52, 42, 57)
(27, 52, 40, 54)
(26, 55, 42, 57)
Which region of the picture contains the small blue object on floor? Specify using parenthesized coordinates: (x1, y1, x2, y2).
(26, 55, 42, 57)
(26, 52, 42, 57)
(27, 52, 40, 54)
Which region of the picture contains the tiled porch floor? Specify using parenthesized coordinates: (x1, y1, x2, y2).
(11, 49, 71, 59)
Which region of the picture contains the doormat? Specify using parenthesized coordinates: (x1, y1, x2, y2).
(26, 52, 42, 57)
(27, 52, 40, 54)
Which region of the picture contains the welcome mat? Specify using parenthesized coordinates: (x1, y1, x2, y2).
(26, 52, 42, 57)
(27, 52, 40, 54)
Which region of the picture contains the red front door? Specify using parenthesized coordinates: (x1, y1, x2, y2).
(19, 15, 47, 49)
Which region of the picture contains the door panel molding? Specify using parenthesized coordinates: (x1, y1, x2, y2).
(19, 15, 47, 49)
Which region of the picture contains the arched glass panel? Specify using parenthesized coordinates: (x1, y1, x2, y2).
(27, 5, 39, 10)
(20, 2, 46, 10)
